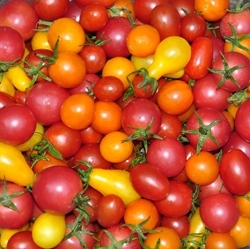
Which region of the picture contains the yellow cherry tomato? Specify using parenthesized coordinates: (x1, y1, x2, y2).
(15, 123, 44, 152)
(89, 168, 141, 206)
(0, 74, 15, 97)
(31, 30, 53, 51)
(0, 142, 34, 186)
(147, 36, 191, 80)
(32, 212, 66, 248)
(131, 54, 154, 70)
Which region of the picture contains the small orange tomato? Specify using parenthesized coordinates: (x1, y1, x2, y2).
(144, 226, 181, 249)
(49, 51, 86, 88)
(91, 101, 122, 135)
(185, 151, 219, 185)
(194, 0, 230, 22)
(127, 24, 161, 57)
(99, 131, 133, 163)
(60, 93, 95, 130)
(48, 17, 85, 53)
(178, 103, 197, 122)
(124, 199, 159, 232)
(157, 80, 194, 116)
(235, 191, 250, 219)
(109, 0, 136, 20)
(205, 232, 237, 249)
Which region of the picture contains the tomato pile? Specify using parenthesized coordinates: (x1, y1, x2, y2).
(1, 0, 250, 248)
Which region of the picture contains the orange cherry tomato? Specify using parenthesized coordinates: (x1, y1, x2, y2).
(60, 93, 95, 130)
(205, 232, 237, 249)
(235, 191, 250, 219)
(109, 0, 136, 20)
(126, 24, 161, 57)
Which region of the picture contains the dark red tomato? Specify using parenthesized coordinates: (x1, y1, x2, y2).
(44, 122, 82, 159)
(235, 99, 250, 142)
(211, 52, 250, 92)
(73, 143, 111, 170)
(14, 90, 26, 105)
(132, 75, 154, 99)
(116, 92, 137, 110)
(185, 37, 213, 79)
(150, 3, 181, 40)
(93, 76, 124, 101)
(25, 81, 70, 126)
(96, 16, 133, 58)
(69, 73, 100, 97)
(79, 45, 107, 74)
(33, 0, 69, 21)
(156, 111, 182, 139)
(75, 0, 115, 8)
(121, 98, 162, 140)
(192, 73, 231, 111)
(80, 126, 103, 144)
(7, 231, 42, 249)
(222, 131, 250, 160)
(112, 151, 135, 171)
(130, 162, 169, 201)
(185, 107, 231, 152)
(181, 13, 206, 43)
(220, 149, 250, 195)
(0, 104, 36, 146)
(54, 214, 96, 249)
(79, 2, 108, 32)
(200, 193, 239, 232)
(153, 180, 193, 218)
(0, 92, 16, 109)
(146, 137, 186, 178)
(198, 174, 231, 201)
(73, 187, 103, 223)
(160, 215, 190, 239)
(100, 223, 141, 249)
(0, 26, 24, 63)
(169, 0, 195, 18)
(0, 0, 39, 41)
(96, 194, 125, 227)
(134, 0, 170, 24)
(32, 166, 83, 215)
(206, 36, 225, 63)
(0, 183, 34, 229)
(63, 0, 82, 22)
(220, 9, 250, 38)
(24, 49, 54, 82)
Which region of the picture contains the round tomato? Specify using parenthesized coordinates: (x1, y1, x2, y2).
(205, 232, 237, 249)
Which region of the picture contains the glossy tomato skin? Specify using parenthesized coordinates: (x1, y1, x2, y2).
(32, 166, 83, 215)
(0, 183, 34, 229)
(185, 37, 213, 79)
(25, 81, 70, 126)
(130, 162, 170, 201)
(150, 3, 181, 40)
(192, 73, 231, 111)
(7, 231, 43, 249)
(205, 232, 237, 249)
(206, 36, 225, 63)
(160, 215, 190, 239)
(235, 99, 250, 142)
(75, 0, 115, 8)
(73, 143, 111, 170)
(100, 223, 141, 249)
(222, 131, 250, 160)
(185, 107, 231, 152)
(54, 214, 96, 249)
(180, 13, 206, 43)
(211, 52, 250, 92)
(200, 193, 239, 233)
(147, 137, 186, 178)
(220, 149, 250, 195)
(96, 194, 125, 227)
(169, 0, 195, 18)
(153, 180, 192, 218)
(0, 0, 39, 41)
(121, 98, 162, 140)
(96, 17, 133, 58)
(44, 122, 82, 159)
(0, 26, 24, 63)
(0, 104, 36, 146)
(63, 0, 82, 22)
(220, 9, 250, 38)
(134, 0, 170, 24)
(33, 0, 69, 21)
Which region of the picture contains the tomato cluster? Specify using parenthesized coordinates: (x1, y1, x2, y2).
(0, 0, 250, 248)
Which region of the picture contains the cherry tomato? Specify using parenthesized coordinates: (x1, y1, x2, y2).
(205, 232, 237, 249)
